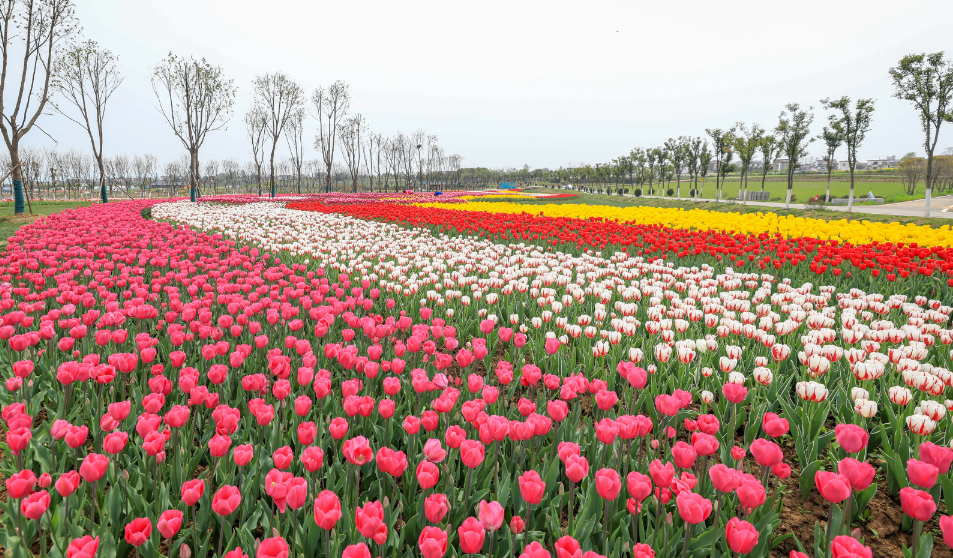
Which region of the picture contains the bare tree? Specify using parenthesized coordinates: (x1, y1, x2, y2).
(243, 105, 267, 196)
(898, 157, 926, 195)
(336, 114, 364, 192)
(133, 154, 156, 197)
(311, 80, 349, 193)
(0, 0, 79, 213)
(151, 53, 236, 202)
(284, 108, 305, 194)
(203, 158, 219, 194)
(252, 72, 304, 197)
(105, 153, 130, 198)
(221, 158, 239, 193)
(52, 40, 123, 204)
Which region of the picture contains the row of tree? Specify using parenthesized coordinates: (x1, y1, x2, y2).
(557, 53, 952, 217)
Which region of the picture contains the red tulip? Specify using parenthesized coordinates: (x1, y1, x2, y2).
(212, 485, 241, 516)
(758, 412, 788, 440)
(313, 490, 342, 530)
(626, 471, 652, 501)
(554, 535, 581, 558)
(815, 471, 851, 503)
(416, 460, 440, 489)
(20, 490, 50, 519)
(356, 501, 386, 541)
(519, 470, 545, 505)
(565, 454, 589, 483)
(342, 544, 371, 558)
(158, 509, 183, 538)
(273, 446, 293, 470)
(424, 493, 450, 524)
(725, 517, 759, 554)
(940, 515, 953, 548)
(736, 474, 766, 510)
(478, 500, 504, 531)
(721, 383, 747, 404)
(234, 444, 254, 467)
(342, 436, 373, 465)
(595, 468, 622, 500)
(671, 441, 697, 469)
(6, 469, 36, 499)
(67, 536, 99, 558)
(418, 526, 448, 558)
(900, 486, 936, 521)
(633, 543, 655, 558)
(80, 453, 109, 483)
(124, 517, 152, 547)
(750, 438, 783, 467)
(55, 471, 81, 497)
(329, 417, 349, 439)
(833, 424, 868, 454)
(182, 479, 205, 506)
(301, 446, 325, 472)
(460, 439, 485, 468)
(690, 432, 719, 456)
(649, 459, 675, 488)
(675, 491, 712, 524)
(520, 541, 551, 558)
(830, 535, 872, 558)
(907, 458, 940, 489)
(458, 516, 486, 554)
(286, 477, 308, 510)
(836, 458, 875, 490)
(919, 441, 953, 474)
(256, 537, 289, 558)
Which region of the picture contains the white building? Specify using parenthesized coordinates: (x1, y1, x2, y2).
(865, 156, 899, 170)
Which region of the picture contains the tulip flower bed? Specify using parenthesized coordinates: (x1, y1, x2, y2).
(1, 197, 953, 558)
(286, 200, 953, 286)
(198, 191, 525, 208)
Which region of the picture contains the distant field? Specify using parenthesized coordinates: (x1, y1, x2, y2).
(0, 201, 92, 246)
(576, 180, 920, 204)
(513, 188, 953, 229)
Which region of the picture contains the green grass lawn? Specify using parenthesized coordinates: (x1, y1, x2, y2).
(574, 180, 924, 204)
(0, 201, 92, 246)
(509, 188, 953, 229)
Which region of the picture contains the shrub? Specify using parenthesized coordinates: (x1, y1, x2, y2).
(666, 189, 674, 197)
(634, 188, 642, 197)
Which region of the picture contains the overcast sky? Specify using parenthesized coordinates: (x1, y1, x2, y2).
(24, 0, 953, 170)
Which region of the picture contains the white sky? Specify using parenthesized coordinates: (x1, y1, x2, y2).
(22, 0, 953, 170)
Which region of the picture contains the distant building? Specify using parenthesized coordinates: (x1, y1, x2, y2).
(837, 160, 868, 171)
(773, 158, 789, 171)
(866, 156, 899, 170)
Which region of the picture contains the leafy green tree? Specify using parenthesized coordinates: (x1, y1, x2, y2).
(821, 96, 875, 212)
(758, 135, 778, 193)
(698, 143, 712, 198)
(655, 147, 668, 196)
(630, 148, 647, 187)
(684, 137, 703, 197)
(819, 126, 843, 202)
(733, 123, 764, 204)
(705, 126, 736, 202)
(775, 103, 815, 209)
(889, 52, 953, 217)
(665, 137, 689, 198)
(646, 149, 658, 195)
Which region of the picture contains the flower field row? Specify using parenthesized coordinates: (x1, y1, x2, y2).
(198, 191, 534, 207)
(286, 200, 953, 286)
(418, 201, 953, 248)
(0, 195, 951, 558)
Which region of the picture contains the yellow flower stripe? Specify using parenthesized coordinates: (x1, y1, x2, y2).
(417, 201, 953, 247)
